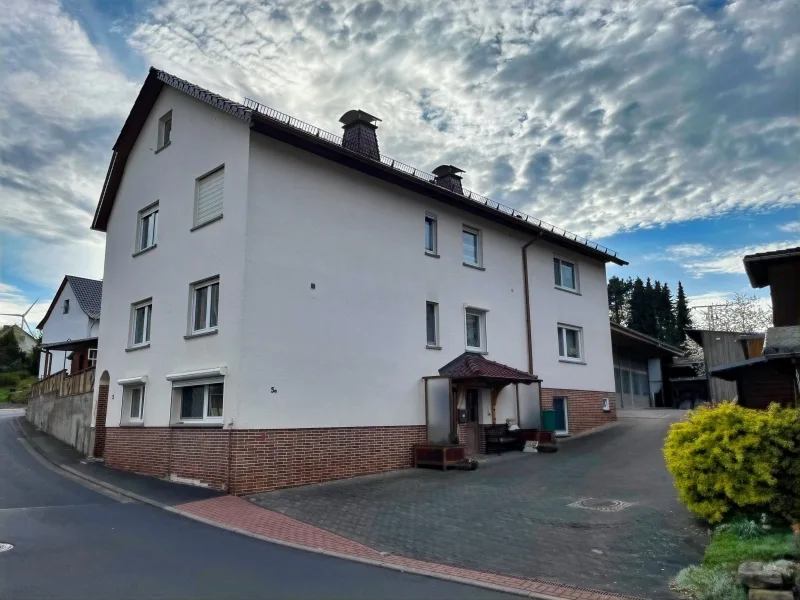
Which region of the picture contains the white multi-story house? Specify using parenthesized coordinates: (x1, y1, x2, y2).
(37, 275, 102, 378)
(89, 68, 626, 493)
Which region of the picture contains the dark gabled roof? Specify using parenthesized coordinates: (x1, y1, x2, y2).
(743, 246, 800, 288)
(0, 324, 35, 343)
(709, 356, 767, 381)
(438, 352, 539, 383)
(685, 328, 753, 347)
(37, 276, 103, 329)
(763, 325, 800, 356)
(91, 68, 626, 266)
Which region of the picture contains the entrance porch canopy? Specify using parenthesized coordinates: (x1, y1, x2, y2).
(438, 352, 539, 387)
(423, 353, 540, 445)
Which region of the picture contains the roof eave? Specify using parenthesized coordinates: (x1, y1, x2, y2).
(92, 69, 165, 232)
(610, 322, 685, 356)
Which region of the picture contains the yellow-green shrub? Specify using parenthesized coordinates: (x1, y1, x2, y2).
(664, 402, 800, 523)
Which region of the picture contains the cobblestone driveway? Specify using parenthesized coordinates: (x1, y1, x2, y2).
(249, 413, 706, 599)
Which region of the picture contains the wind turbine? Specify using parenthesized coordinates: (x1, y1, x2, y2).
(0, 299, 39, 337)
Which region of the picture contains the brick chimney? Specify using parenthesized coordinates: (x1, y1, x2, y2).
(433, 165, 465, 195)
(339, 110, 381, 161)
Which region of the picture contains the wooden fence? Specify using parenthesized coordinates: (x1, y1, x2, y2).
(30, 367, 95, 399)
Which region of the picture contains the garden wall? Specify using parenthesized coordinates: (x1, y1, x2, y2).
(27, 390, 95, 456)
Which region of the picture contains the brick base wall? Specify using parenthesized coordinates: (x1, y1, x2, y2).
(105, 428, 170, 476)
(540, 388, 616, 435)
(104, 425, 426, 495)
(93, 385, 108, 458)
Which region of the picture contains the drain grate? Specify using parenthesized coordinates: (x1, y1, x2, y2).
(0, 543, 13, 553)
(568, 498, 633, 512)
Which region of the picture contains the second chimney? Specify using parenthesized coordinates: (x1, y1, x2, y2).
(433, 165, 465, 195)
(340, 110, 381, 161)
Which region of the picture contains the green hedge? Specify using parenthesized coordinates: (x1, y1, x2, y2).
(664, 402, 800, 524)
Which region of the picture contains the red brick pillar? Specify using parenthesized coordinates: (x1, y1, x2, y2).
(93, 385, 108, 458)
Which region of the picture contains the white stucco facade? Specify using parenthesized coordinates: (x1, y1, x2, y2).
(96, 87, 250, 428)
(94, 86, 617, 433)
(38, 280, 100, 377)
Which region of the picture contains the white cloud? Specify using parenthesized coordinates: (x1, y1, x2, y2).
(778, 221, 800, 233)
(1, 0, 798, 301)
(0, 0, 134, 301)
(664, 239, 800, 277)
(126, 0, 799, 239)
(0, 282, 48, 332)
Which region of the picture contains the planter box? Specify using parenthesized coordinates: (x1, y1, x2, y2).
(413, 444, 465, 470)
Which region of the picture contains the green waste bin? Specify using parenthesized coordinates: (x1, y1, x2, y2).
(541, 409, 556, 432)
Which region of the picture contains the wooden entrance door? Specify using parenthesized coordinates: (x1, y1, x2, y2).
(465, 389, 480, 455)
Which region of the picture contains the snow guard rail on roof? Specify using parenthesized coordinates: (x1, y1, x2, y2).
(242, 97, 620, 262)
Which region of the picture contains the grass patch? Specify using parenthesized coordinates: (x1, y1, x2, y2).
(671, 565, 746, 600)
(0, 374, 36, 404)
(704, 530, 798, 568)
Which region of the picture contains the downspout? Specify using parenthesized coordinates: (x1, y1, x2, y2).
(522, 234, 542, 375)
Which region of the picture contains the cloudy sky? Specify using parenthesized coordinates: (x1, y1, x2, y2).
(1, 0, 798, 330)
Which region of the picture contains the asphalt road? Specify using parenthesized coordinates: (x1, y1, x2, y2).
(0, 410, 512, 600)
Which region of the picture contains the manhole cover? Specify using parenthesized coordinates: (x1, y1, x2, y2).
(568, 498, 633, 512)
(0, 543, 13, 553)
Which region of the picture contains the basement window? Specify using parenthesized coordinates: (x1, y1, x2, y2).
(120, 384, 145, 424)
(171, 379, 224, 424)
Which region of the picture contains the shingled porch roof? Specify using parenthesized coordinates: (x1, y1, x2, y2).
(438, 352, 539, 384)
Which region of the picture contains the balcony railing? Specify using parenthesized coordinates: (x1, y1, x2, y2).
(30, 367, 95, 399)
(243, 97, 619, 259)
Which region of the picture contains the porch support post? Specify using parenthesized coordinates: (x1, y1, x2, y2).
(449, 380, 456, 443)
(490, 388, 501, 425)
(515, 383, 520, 425)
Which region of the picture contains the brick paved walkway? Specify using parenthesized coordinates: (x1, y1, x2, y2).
(177, 495, 644, 600)
(248, 414, 705, 599)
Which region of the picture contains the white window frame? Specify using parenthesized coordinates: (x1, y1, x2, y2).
(129, 386, 145, 421)
(462, 225, 482, 267)
(426, 301, 439, 348)
(190, 277, 219, 335)
(194, 165, 224, 228)
(171, 379, 224, 424)
(424, 213, 438, 255)
(136, 201, 159, 252)
(130, 300, 152, 348)
(553, 256, 579, 292)
(88, 348, 97, 368)
(557, 323, 583, 362)
(464, 307, 487, 353)
(119, 383, 145, 425)
(158, 110, 172, 150)
(63, 299, 69, 314)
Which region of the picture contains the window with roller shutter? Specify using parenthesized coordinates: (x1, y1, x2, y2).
(194, 166, 224, 227)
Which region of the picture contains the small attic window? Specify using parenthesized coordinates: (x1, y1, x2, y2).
(63, 299, 70, 314)
(158, 111, 172, 150)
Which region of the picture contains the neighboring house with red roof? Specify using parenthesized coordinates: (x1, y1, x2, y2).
(87, 68, 626, 493)
(36, 275, 102, 378)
